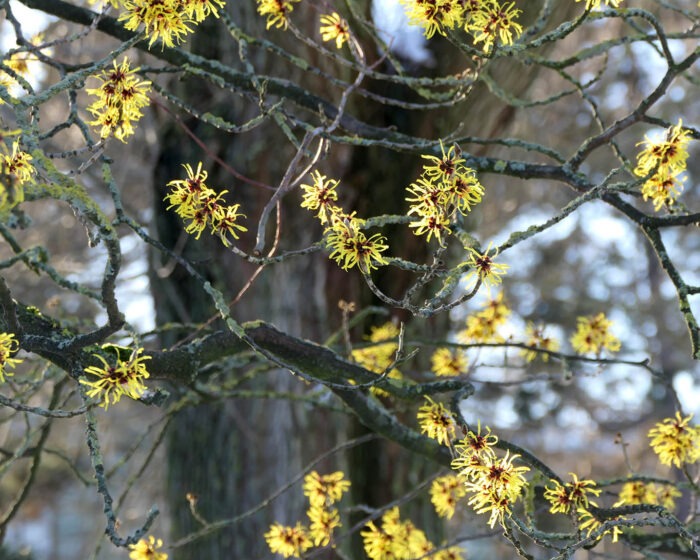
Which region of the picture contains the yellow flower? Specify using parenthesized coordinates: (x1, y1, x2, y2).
(368, 322, 400, 343)
(326, 216, 388, 272)
(351, 341, 396, 373)
(576, 0, 623, 9)
(182, 0, 226, 23)
(362, 508, 426, 559)
(211, 203, 247, 246)
(570, 312, 620, 355)
(463, 243, 509, 290)
(452, 421, 498, 474)
(408, 209, 452, 246)
(615, 481, 658, 506)
(406, 175, 448, 216)
(350, 322, 402, 396)
(129, 535, 168, 560)
(401, 0, 464, 39)
(445, 171, 484, 215)
(406, 141, 484, 246)
(451, 423, 530, 528)
(300, 170, 340, 225)
(86, 57, 151, 141)
(3, 141, 35, 184)
(457, 291, 511, 346)
(0, 332, 22, 383)
(634, 120, 691, 211)
(303, 471, 351, 507)
(306, 504, 341, 547)
(421, 140, 467, 182)
(480, 291, 510, 323)
(120, 0, 194, 49)
(402, 519, 432, 557)
(264, 522, 312, 558)
(521, 322, 560, 362)
(354, 346, 396, 372)
(648, 412, 700, 468)
(543, 473, 601, 515)
(432, 547, 466, 560)
(459, 314, 500, 343)
(361, 521, 394, 560)
(430, 474, 467, 519)
(577, 506, 623, 543)
(467, 1, 523, 53)
(462, 451, 530, 528)
(79, 345, 151, 409)
(319, 13, 350, 49)
(0, 73, 14, 99)
(640, 170, 685, 211)
(417, 397, 456, 446)
(431, 347, 467, 377)
(256, 0, 300, 30)
(165, 162, 246, 245)
(649, 483, 682, 510)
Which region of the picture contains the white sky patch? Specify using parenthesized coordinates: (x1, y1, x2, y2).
(673, 370, 700, 416)
(92, 233, 156, 333)
(1, 1, 53, 50)
(371, 0, 433, 66)
(580, 205, 636, 253)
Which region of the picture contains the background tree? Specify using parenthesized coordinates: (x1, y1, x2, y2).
(0, 0, 699, 559)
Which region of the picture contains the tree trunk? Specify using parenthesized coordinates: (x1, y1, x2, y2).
(149, 5, 337, 557)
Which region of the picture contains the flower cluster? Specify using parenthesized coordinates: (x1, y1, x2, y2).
(361, 507, 464, 560)
(0, 332, 22, 383)
(634, 119, 692, 211)
(326, 216, 389, 272)
(648, 412, 700, 468)
(543, 473, 601, 515)
(400, 0, 523, 52)
(521, 322, 560, 363)
(458, 291, 510, 343)
(319, 13, 351, 49)
(431, 347, 468, 376)
(265, 523, 311, 558)
(301, 171, 389, 272)
(119, 0, 226, 49)
(406, 141, 484, 247)
(86, 57, 151, 142)
(615, 480, 680, 510)
(256, 0, 300, 30)
(417, 397, 457, 446)
(129, 535, 168, 560)
(264, 470, 350, 557)
(545, 472, 627, 543)
(350, 322, 403, 396)
(79, 345, 151, 409)
(430, 474, 467, 519)
(1, 140, 35, 211)
(451, 422, 529, 528)
(302, 471, 349, 546)
(303, 470, 351, 507)
(165, 162, 247, 246)
(570, 312, 620, 356)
